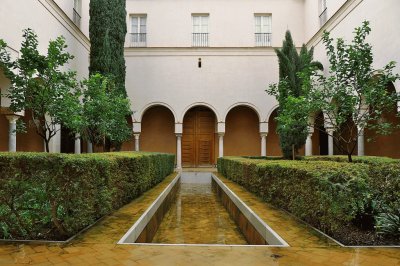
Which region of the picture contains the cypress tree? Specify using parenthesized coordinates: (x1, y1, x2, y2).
(268, 31, 323, 159)
(89, 0, 127, 94)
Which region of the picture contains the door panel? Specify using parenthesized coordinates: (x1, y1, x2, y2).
(182, 107, 215, 167)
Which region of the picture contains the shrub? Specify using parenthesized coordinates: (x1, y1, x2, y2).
(303, 156, 400, 231)
(0, 152, 175, 240)
(218, 157, 370, 235)
(218, 156, 400, 242)
(375, 209, 400, 237)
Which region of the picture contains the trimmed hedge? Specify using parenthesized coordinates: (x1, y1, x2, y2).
(304, 156, 400, 217)
(0, 152, 175, 241)
(218, 156, 400, 241)
(302, 155, 399, 164)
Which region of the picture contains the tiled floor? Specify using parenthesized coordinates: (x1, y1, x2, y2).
(0, 170, 399, 266)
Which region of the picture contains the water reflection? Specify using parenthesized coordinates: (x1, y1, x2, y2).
(152, 172, 247, 244)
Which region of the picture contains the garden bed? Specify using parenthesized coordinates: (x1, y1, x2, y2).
(0, 152, 175, 241)
(217, 156, 400, 246)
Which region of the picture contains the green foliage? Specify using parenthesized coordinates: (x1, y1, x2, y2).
(89, 0, 127, 95)
(302, 21, 400, 162)
(375, 210, 400, 236)
(0, 152, 175, 240)
(0, 29, 81, 152)
(275, 96, 310, 158)
(218, 156, 400, 242)
(267, 31, 322, 158)
(218, 157, 370, 234)
(79, 74, 132, 148)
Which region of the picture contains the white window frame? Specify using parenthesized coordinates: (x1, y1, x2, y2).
(254, 14, 272, 47)
(130, 15, 147, 47)
(73, 0, 82, 27)
(192, 14, 209, 47)
(319, 0, 328, 26)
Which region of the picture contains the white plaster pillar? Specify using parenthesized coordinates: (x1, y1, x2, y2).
(87, 141, 93, 153)
(6, 115, 19, 152)
(260, 133, 267, 156)
(176, 134, 182, 169)
(357, 127, 365, 156)
(305, 127, 314, 156)
(74, 134, 81, 154)
(305, 134, 313, 156)
(134, 134, 140, 152)
(327, 128, 334, 156)
(397, 100, 400, 113)
(47, 124, 61, 153)
(218, 133, 224, 158)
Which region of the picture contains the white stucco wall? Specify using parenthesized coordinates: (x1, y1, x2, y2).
(0, 0, 90, 109)
(1, 0, 398, 141)
(125, 0, 306, 48)
(308, 0, 400, 93)
(53, 0, 90, 38)
(126, 48, 279, 126)
(0, 0, 90, 152)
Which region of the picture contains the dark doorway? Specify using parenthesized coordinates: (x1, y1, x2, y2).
(61, 125, 75, 153)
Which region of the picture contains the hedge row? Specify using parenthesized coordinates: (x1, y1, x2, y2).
(217, 156, 400, 239)
(0, 152, 175, 241)
(304, 156, 400, 213)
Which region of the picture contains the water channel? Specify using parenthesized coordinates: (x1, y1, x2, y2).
(151, 172, 247, 245)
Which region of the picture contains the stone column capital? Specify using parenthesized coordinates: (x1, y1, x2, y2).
(218, 132, 225, 137)
(326, 128, 335, 134)
(260, 132, 268, 138)
(175, 133, 182, 138)
(6, 115, 20, 123)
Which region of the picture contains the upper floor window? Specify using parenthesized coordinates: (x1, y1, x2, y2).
(130, 15, 147, 47)
(73, 0, 81, 27)
(255, 14, 272, 47)
(319, 0, 328, 26)
(192, 14, 209, 47)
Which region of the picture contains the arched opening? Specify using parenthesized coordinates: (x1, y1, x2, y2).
(312, 111, 329, 155)
(224, 106, 260, 156)
(141, 105, 176, 155)
(16, 109, 44, 152)
(334, 117, 358, 156)
(266, 109, 281, 156)
(61, 124, 75, 153)
(182, 106, 216, 167)
(365, 83, 400, 158)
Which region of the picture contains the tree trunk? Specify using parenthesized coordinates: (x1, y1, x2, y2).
(292, 144, 295, 160)
(347, 153, 353, 163)
(45, 139, 50, 153)
(51, 201, 67, 237)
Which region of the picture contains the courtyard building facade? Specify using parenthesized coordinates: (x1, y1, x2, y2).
(1, 0, 399, 167)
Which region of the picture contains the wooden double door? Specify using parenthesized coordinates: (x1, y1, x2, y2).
(182, 107, 215, 167)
